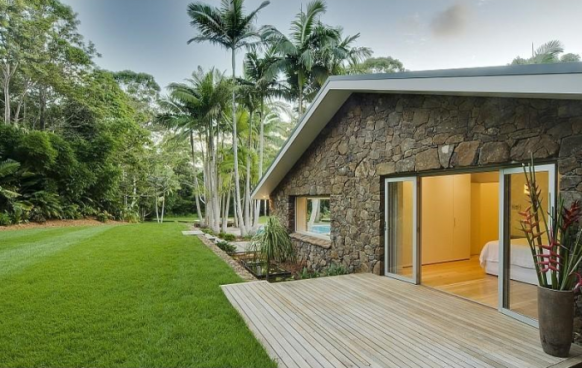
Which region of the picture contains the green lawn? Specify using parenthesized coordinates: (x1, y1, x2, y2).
(161, 215, 269, 225)
(0, 223, 275, 368)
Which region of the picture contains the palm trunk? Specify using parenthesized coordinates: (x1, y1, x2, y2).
(298, 83, 303, 118)
(233, 188, 239, 228)
(244, 109, 254, 232)
(222, 179, 231, 233)
(231, 49, 247, 236)
(189, 130, 204, 227)
(254, 99, 265, 228)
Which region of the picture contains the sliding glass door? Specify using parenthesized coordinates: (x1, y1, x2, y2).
(384, 177, 419, 284)
(499, 164, 556, 326)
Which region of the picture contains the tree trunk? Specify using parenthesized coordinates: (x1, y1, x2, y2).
(233, 188, 239, 229)
(189, 130, 204, 227)
(13, 78, 31, 124)
(231, 48, 246, 236)
(39, 86, 47, 130)
(244, 110, 253, 232)
(297, 79, 303, 118)
(222, 179, 231, 233)
(254, 99, 265, 228)
(3, 65, 11, 124)
(308, 198, 320, 225)
(154, 196, 160, 223)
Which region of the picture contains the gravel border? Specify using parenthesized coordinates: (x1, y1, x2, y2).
(194, 231, 257, 282)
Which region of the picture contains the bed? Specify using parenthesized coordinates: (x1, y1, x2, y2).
(479, 238, 538, 285)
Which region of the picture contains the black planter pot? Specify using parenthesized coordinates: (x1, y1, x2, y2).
(537, 286, 574, 358)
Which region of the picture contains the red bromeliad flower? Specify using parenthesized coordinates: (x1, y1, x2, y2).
(521, 161, 582, 290)
(561, 201, 581, 232)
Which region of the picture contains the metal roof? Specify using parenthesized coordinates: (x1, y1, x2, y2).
(252, 63, 582, 199)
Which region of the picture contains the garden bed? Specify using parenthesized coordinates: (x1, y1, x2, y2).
(0, 218, 126, 231)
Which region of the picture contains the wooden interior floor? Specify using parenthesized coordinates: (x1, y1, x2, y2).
(222, 274, 582, 368)
(421, 256, 538, 319)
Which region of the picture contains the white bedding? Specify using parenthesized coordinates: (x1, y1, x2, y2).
(479, 238, 538, 285)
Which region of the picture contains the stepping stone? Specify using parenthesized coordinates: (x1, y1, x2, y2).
(182, 230, 203, 236)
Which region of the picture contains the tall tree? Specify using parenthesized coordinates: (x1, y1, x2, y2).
(349, 56, 405, 74)
(162, 67, 232, 232)
(511, 40, 581, 65)
(266, 0, 369, 116)
(0, 0, 95, 128)
(242, 46, 283, 226)
(113, 70, 161, 127)
(187, 0, 270, 236)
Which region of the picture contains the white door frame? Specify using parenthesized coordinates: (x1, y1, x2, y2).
(384, 177, 420, 284)
(498, 164, 556, 328)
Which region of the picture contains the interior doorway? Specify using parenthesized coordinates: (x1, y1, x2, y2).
(384, 165, 555, 325)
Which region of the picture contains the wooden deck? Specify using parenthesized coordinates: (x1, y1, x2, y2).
(222, 273, 582, 368)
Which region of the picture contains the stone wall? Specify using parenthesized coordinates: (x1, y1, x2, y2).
(270, 93, 582, 274)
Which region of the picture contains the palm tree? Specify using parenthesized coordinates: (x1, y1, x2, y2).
(242, 46, 282, 179)
(318, 29, 372, 81)
(264, 0, 330, 117)
(511, 40, 566, 65)
(265, 0, 370, 117)
(242, 47, 285, 226)
(157, 96, 205, 226)
(187, 0, 270, 236)
(160, 67, 232, 232)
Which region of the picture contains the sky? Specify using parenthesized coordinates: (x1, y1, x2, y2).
(62, 0, 582, 92)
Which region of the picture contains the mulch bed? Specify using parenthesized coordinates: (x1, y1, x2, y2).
(193, 229, 257, 282)
(0, 218, 126, 231)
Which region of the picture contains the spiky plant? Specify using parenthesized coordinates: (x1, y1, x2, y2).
(521, 159, 582, 290)
(249, 216, 295, 280)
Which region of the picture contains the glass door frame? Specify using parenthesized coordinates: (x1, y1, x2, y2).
(384, 176, 420, 284)
(498, 164, 556, 328)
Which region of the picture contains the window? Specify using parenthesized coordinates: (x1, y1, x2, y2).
(295, 197, 331, 238)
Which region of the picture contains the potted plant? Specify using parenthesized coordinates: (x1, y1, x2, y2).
(249, 216, 295, 281)
(521, 162, 582, 357)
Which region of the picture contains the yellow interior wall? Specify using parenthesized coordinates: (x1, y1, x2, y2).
(470, 183, 482, 255)
(480, 183, 499, 248)
(470, 182, 499, 255)
(509, 172, 548, 238)
(421, 174, 471, 264)
(399, 181, 414, 267)
(295, 197, 307, 232)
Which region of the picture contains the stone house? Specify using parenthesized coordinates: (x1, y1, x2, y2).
(252, 63, 582, 327)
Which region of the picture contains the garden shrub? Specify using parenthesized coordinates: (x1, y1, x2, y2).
(216, 240, 237, 254)
(10, 204, 29, 224)
(122, 210, 140, 223)
(297, 267, 320, 280)
(62, 204, 82, 220)
(220, 232, 236, 241)
(27, 191, 62, 222)
(0, 212, 11, 226)
(96, 211, 110, 223)
(325, 264, 349, 276)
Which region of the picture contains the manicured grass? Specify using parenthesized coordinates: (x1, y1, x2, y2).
(161, 215, 269, 225)
(161, 214, 199, 222)
(0, 223, 275, 368)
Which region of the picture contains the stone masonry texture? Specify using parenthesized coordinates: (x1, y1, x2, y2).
(270, 93, 582, 274)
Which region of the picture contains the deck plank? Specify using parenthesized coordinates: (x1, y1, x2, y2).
(222, 274, 582, 368)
